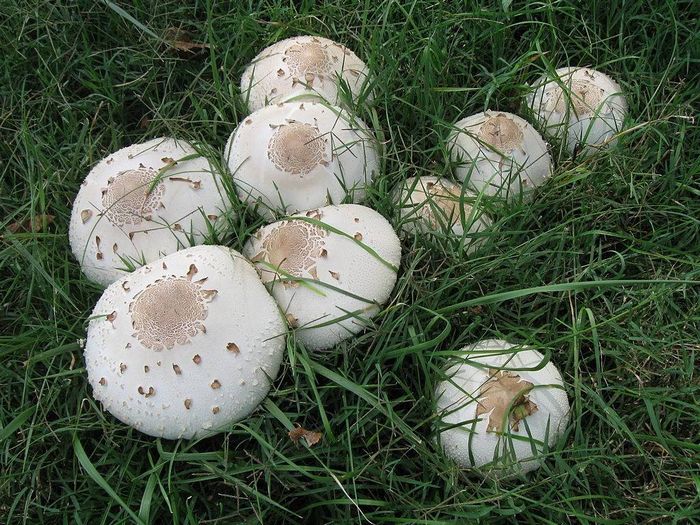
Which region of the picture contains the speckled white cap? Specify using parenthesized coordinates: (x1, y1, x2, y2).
(526, 67, 627, 154)
(240, 35, 371, 112)
(243, 204, 401, 351)
(224, 102, 379, 219)
(394, 176, 492, 251)
(69, 137, 229, 287)
(448, 111, 552, 201)
(84, 245, 287, 439)
(435, 339, 570, 478)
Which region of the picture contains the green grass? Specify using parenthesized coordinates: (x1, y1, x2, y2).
(1, 0, 699, 523)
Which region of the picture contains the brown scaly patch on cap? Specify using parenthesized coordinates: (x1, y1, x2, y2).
(267, 122, 327, 175)
(253, 220, 327, 287)
(128, 268, 216, 351)
(476, 368, 538, 433)
(553, 79, 605, 116)
(283, 40, 332, 77)
(101, 168, 165, 226)
(478, 114, 524, 152)
(416, 180, 465, 230)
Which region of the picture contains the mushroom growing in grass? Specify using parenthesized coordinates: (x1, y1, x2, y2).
(243, 204, 401, 351)
(241, 35, 371, 112)
(225, 102, 379, 219)
(394, 176, 492, 252)
(526, 67, 627, 154)
(448, 111, 552, 201)
(435, 339, 570, 478)
(69, 137, 229, 287)
(84, 245, 286, 439)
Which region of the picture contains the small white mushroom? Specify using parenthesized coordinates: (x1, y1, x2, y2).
(240, 35, 371, 112)
(435, 339, 570, 478)
(448, 111, 552, 201)
(224, 102, 379, 219)
(526, 67, 627, 154)
(394, 176, 492, 252)
(243, 204, 401, 350)
(69, 137, 229, 287)
(84, 245, 286, 439)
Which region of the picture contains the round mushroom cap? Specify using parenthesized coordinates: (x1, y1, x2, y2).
(225, 102, 379, 219)
(240, 35, 371, 112)
(243, 204, 401, 351)
(448, 111, 552, 201)
(526, 67, 627, 154)
(84, 245, 287, 439)
(435, 339, 570, 478)
(394, 176, 492, 251)
(69, 137, 229, 287)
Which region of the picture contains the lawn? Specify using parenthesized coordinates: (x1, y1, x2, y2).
(1, 1, 699, 523)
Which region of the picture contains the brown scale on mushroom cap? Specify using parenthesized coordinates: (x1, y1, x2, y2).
(552, 79, 605, 116)
(418, 181, 465, 230)
(267, 122, 326, 175)
(283, 40, 332, 77)
(102, 168, 165, 226)
(476, 369, 539, 433)
(129, 272, 216, 351)
(253, 220, 326, 286)
(478, 114, 524, 152)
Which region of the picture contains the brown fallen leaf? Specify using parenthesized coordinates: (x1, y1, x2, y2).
(164, 27, 210, 53)
(6, 214, 55, 234)
(288, 424, 323, 447)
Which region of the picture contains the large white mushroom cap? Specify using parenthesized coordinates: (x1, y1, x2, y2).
(84, 245, 287, 439)
(394, 176, 492, 251)
(242, 204, 401, 351)
(225, 102, 379, 219)
(240, 35, 371, 112)
(526, 67, 627, 154)
(69, 137, 229, 287)
(435, 339, 570, 478)
(448, 111, 552, 201)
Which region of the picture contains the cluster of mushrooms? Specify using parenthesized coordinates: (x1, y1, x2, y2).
(69, 35, 627, 478)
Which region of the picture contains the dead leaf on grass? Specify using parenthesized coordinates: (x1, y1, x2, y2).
(164, 27, 210, 53)
(288, 424, 323, 447)
(6, 214, 55, 234)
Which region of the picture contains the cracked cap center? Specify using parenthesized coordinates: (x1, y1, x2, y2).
(102, 168, 164, 226)
(268, 122, 325, 175)
(129, 275, 213, 351)
(478, 115, 524, 152)
(284, 41, 332, 76)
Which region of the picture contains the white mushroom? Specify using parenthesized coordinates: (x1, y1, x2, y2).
(240, 35, 371, 112)
(448, 111, 552, 201)
(225, 102, 379, 219)
(243, 204, 401, 350)
(526, 67, 627, 154)
(435, 339, 570, 478)
(394, 176, 492, 251)
(84, 245, 286, 439)
(69, 137, 229, 287)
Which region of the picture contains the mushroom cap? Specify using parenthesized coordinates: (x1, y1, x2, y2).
(69, 137, 229, 287)
(435, 339, 570, 478)
(84, 245, 287, 439)
(242, 204, 401, 350)
(448, 111, 552, 201)
(394, 176, 492, 251)
(526, 67, 627, 153)
(240, 35, 371, 112)
(225, 102, 379, 219)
